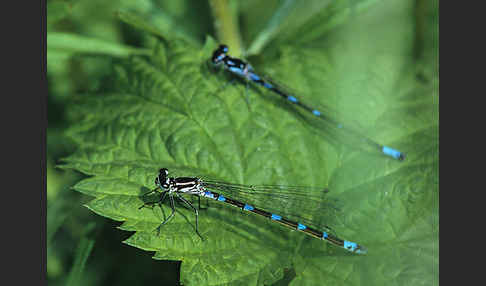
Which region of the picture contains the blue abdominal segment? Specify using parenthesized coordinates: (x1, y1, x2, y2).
(382, 146, 403, 160)
(271, 214, 282, 220)
(243, 204, 254, 211)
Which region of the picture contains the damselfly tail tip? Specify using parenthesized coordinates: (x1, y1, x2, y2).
(355, 245, 367, 255)
(344, 240, 367, 255)
(382, 146, 405, 161)
(398, 153, 406, 161)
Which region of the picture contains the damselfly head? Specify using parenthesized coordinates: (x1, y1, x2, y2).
(219, 44, 229, 53)
(159, 168, 169, 176)
(211, 44, 229, 65)
(156, 168, 170, 188)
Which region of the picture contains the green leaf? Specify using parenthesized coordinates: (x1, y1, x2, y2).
(47, 32, 151, 57)
(61, 1, 438, 285)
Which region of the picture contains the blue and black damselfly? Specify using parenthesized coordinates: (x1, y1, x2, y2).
(210, 44, 405, 161)
(139, 168, 367, 254)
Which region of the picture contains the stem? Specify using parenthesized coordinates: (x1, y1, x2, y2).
(247, 0, 296, 56)
(208, 0, 243, 57)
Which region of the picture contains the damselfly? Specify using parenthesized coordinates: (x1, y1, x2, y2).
(210, 44, 405, 161)
(139, 168, 367, 254)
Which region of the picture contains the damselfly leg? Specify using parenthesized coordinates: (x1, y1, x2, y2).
(175, 193, 204, 240)
(138, 189, 168, 210)
(156, 193, 176, 236)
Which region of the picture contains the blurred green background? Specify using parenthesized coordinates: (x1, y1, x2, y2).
(48, 1, 214, 284)
(47, 0, 438, 285)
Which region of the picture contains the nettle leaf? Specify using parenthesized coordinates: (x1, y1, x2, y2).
(61, 1, 438, 285)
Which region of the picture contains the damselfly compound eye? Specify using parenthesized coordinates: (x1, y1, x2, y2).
(219, 44, 228, 53)
(160, 168, 168, 176)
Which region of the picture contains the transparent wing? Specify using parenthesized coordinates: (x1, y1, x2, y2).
(252, 71, 393, 155)
(247, 66, 340, 117)
(201, 179, 339, 232)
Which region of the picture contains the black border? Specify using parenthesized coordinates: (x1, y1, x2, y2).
(42, 0, 47, 285)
